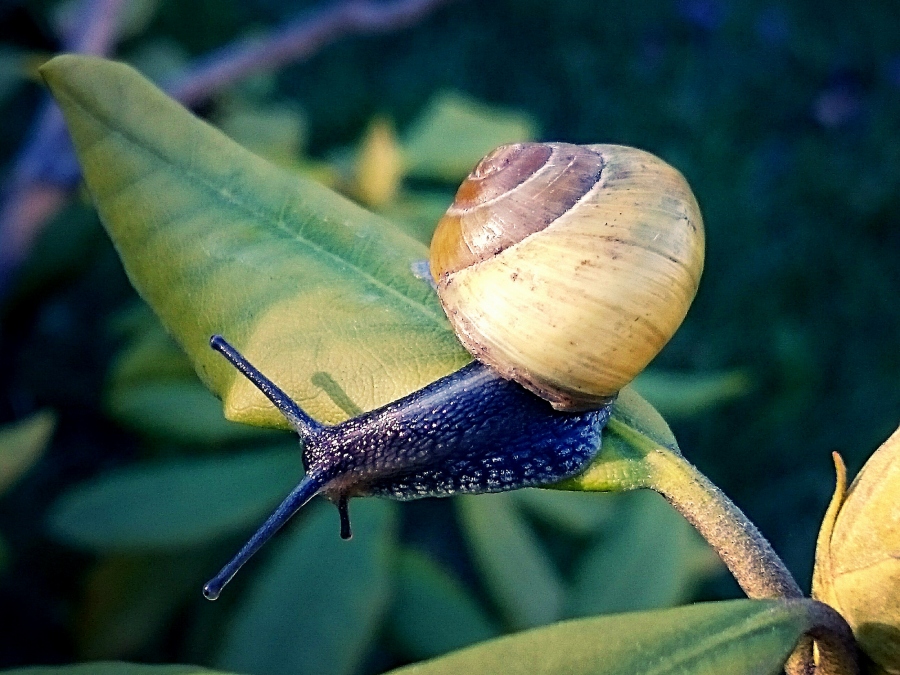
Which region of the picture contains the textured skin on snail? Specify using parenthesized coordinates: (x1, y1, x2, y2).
(307, 360, 610, 500)
(430, 142, 705, 412)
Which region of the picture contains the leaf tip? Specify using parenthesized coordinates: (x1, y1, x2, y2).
(38, 53, 86, 90)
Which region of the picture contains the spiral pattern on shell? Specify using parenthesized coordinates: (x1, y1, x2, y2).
(430, 142, 705, 411)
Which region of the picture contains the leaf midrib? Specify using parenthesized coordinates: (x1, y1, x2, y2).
(68, 81, 445, 326)
(640, 603, 797, 675)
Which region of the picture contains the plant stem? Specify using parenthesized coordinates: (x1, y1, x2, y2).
(606, 421, 862, 673)
(610, 419, 803, 600)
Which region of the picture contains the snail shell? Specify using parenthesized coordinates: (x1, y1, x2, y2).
(430, 142, 705, 412)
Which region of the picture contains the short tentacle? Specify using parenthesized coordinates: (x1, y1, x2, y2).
(337, 495, 352, 540)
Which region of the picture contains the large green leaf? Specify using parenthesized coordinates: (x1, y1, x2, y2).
(387, 600, 818, 675)
(41, 54, 469, 428)
(42, 56, 698, 506)
(216, 499, 396, 675)
(47, 447, 302, 550)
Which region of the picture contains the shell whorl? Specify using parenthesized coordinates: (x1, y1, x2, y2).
(430, 143, 605, 279)
(430, 142, 705, 412)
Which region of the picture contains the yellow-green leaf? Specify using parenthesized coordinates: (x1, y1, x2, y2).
(41, 54, 469, 428)
(0, 410, 55, 494)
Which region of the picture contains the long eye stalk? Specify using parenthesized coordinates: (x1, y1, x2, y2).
(210, 335, 323, 439)
(205, 335, 330, 600)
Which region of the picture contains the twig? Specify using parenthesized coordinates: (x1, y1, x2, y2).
(0, 0, 128, 298)
(169, 0, 457, 106)
(64, 0, 130, 54)
(0, 0, 457, 301)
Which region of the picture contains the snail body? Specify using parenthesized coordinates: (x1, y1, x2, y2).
(203, 342, 608, 600)
(203, 142, 704, 599)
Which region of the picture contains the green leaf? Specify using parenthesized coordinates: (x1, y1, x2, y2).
(47, 447, 301, 550)
(403, 91, 537, 181)
(0, 665, 237, 675)
(217, 499, 397, 675)
(41, 54, 470, 429)
(110, 382, 272, 444)
(0, 409, 55, 494)
(607, 385, 680, 451)
(631, 368, 753, 420)
(566, 490, 706, 616)
(106, 323, 279, 444)
(388, 548, 499, 661)
(13, 202, 104, 299)
(456, 492, 564, 630)
(387, 599, 819, 675)
(554, 385, 678, 493)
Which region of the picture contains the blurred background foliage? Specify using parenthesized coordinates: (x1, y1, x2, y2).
(0, 0, 898, 673)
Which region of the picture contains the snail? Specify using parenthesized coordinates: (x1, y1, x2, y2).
(202, 142, 704, 600)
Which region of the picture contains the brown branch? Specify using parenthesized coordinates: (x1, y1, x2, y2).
(0, 0, 457, 301)
(0, 0, 128, 298)
(169, 0, 458, 106)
